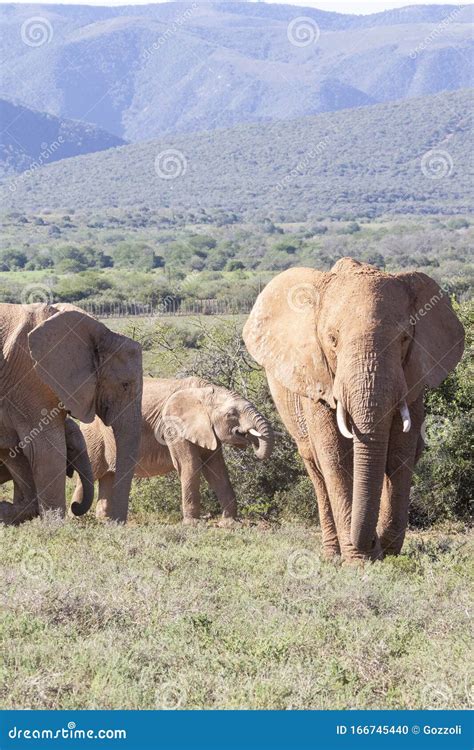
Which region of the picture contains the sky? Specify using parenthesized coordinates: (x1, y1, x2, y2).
(0, 0, 465, 14)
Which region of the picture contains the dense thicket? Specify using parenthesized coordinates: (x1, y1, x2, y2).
(2, 90, 472, 217)
(0, 213, 472, 309)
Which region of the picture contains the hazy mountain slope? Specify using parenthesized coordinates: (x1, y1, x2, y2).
(0, 99, 125, 177)
(2, 89, 471, 218)
(0, 3, 471, 140)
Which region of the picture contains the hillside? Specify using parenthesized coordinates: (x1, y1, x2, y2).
(0, 99, 125, 178)
(0, 3, 471, 140)
(2, 89, 471, 218)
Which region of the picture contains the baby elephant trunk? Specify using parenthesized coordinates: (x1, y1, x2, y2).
(242, 404, 274, 460)
(66, 418, 95, 517)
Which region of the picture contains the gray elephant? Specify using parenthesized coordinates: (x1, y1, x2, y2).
(0, 417, 94, 524)
(73, 377, 274, 524)
(243, 258, 464, 562)
(0, 302, 142, 524)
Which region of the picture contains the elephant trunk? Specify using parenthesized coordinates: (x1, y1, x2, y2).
(339, 345, 404, 553)
(350, 431, 390, 552)
(66, 419, 95, 517)
(242, 404, 274, 460)
(109, 403, 142, 522)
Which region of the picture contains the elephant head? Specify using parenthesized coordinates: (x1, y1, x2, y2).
(243, 258, 464, 553)
(28, 307, 143, 522)
(161, 382, 274, 459)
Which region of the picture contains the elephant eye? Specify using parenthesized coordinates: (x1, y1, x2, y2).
(122, 381, 131, 392)
(328, 333, 338, 347)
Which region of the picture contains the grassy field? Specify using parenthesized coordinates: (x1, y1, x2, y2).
(0, 514, 471, 710)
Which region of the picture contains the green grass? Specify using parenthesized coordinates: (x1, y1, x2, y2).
(0, 515, 471, 710)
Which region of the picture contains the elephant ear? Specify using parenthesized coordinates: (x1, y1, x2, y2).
(397, 272, 465, 401)
(162, 387, 217, 451)
(243, 267, 333, 404)
(28, 309, 111, 423)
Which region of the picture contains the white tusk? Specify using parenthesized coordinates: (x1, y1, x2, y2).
(400, 401, 411, 433)
(248, 428, 262, 438)
(336, 400, 353, 439)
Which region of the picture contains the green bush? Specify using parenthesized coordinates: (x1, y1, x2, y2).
(410, 299, 473, 527)
(128, 311, 472, 527)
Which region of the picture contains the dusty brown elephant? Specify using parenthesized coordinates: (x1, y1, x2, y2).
(0, 303, 142, 523)
(0, 417, 94, 524)
(73, 377, 274, 524)
(243, 258, 464, 562)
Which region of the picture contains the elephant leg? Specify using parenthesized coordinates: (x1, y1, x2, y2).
(170, 443, 202, 524)
(201, 448, 237, 523)
(22, 428, 67, 517)
(0, 453, 38, 525)
(307, 402, 380, 562)
(377, 397, 424, 556)
(302, 457, 340, 559)
(95, 473, 115, 520)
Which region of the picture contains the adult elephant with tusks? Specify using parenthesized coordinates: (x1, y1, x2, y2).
(0, 302, 142, 524)
(243, 258, 464, 562)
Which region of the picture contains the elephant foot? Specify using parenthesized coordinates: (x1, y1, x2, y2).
(95, 499, 120, 522)
(321, 539, 341, 561)
(0, 499, 38, 525)
(182, 516, 200, 527)
(95, 500, 108, 520)
(378, 531, 405, 558)
(217, 516, 239, 529)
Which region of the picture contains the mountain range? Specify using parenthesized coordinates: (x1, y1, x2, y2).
(0, 2, 472, 143)
(0, 98, 125, 177)
(3, 88, 471, 218)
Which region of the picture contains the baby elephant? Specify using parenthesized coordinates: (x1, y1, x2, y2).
(74, 377, 274, 524)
